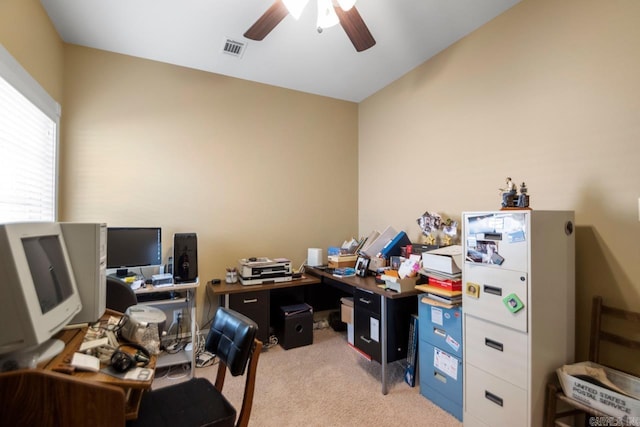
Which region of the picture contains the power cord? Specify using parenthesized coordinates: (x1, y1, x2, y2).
(263, 334, 278, 349)
(163, 313, 186, 353)
(166, 363, 190, 380)
(195, 351, 217, 368)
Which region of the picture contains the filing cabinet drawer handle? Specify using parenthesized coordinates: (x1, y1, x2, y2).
(359, 298, 372, 305)
(433, 327, 446, 338)
(483, 285, 502, 296)
(243, 298, 258, 304)
(483, 232, 502, 241)
(360, 336, 372, 344)
(484, 390, 504, 407)
(484, 338, 504, 352)
(434, 371, 447, 383)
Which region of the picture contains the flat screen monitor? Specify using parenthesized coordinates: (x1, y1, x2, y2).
(106, 227, 162, 274)
(0, 222, 82, 366)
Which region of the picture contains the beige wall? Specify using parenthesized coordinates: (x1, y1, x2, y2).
(359, 0, 640, 368)
(0, 0, 64, 102)
(60, 45, 359, 322)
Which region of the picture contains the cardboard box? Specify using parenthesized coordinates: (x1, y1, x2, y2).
(328, 254, 357, 269)
(557, 361, 640, 419)
(383, 275, 418, 293)
(341, 297, 353, 324)
(341, 297, 354, 345)
(367, 256, 387, 272)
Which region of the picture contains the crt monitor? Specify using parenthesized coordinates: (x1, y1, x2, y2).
(106, 227, 162, 276)
(0, 222, 82, 366)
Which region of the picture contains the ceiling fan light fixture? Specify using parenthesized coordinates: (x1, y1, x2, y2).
(317, 0, 339, 29)
(337, 0, 357, 11)
(282, 0, 310, 20)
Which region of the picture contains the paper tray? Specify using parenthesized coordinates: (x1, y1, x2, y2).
(557, 361, 640, 419)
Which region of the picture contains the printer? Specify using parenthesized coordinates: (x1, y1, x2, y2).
(238, 257, 292, 285)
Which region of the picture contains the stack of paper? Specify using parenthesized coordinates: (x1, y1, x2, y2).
(415, 284, 462, 307)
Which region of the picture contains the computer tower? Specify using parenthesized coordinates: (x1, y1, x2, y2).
(173, 233, 198, 283)
(60, 223, 107, 324)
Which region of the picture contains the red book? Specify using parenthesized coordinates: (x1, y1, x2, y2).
(428, 276, 462, 291)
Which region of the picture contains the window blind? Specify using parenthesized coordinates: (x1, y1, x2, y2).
(0, 44, 60, 223)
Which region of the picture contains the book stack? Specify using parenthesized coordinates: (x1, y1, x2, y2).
(415, 284, 462, 307)
(327, 254, 358, 268)
(427, 276, 462, 292)
(418, 245, 463, 306)
(332, 267, 356, 278)
(327, 236, 369, 269)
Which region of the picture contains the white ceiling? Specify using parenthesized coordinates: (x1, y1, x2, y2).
(40, 0, 521, 103)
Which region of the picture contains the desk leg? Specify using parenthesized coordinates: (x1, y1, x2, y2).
(381, 296, 388, 395)
(188, 289, 196, 378)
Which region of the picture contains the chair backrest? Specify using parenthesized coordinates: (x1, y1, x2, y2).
(106, 276, 138, 313)
(205, 307, 258, 376)
(588, 295, 640, 375)
(205, 307, 262, 427)
(0, 368, 125, 427)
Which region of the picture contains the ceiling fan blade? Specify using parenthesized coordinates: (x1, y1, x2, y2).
(335, 5, 376, 52)
(244, 0, 289, 41)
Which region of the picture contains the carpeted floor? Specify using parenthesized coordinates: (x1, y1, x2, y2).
(153, 326, 462, 426)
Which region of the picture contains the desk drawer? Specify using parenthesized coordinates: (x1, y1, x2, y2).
(465, 364, 527, 427)
(462, 265, 528, 332)
(420, 379, 463, 422)
(353, 308, 382, 362)
(464, 314, 528, 387)
(419, 342, 463, 407)
(354, 288, 380, 314)
(419, 298, 462, 355)
(354, 307, 380, 362)
(229, 290, 270, 343)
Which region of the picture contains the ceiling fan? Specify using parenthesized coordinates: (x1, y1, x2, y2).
(244, 0, 376, 52)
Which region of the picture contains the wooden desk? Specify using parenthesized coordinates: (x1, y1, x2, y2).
(210, 276, 321, 344)
(210, 275, 320, 295)
(41, 309, 156, 420)
(212, 269, 419, 395)
(305, 267, 419, 395)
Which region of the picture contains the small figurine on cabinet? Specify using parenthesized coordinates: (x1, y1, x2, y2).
(516, 182, 529, 208)
(498, 178, 530, 209)
(499, 177, 517, 207)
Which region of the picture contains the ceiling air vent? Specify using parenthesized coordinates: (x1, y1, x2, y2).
(222, 38, 245, 58)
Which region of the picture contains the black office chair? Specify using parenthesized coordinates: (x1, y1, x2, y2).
(128, 307, 263, 427)
(106, 276, 138, 313)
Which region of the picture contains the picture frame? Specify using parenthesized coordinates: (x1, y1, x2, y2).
(355, 256, 370, 277)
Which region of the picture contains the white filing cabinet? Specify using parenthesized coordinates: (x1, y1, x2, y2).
(462, 210, 575, 426)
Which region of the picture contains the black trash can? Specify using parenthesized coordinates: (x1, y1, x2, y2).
(276, 303, 313, 350)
